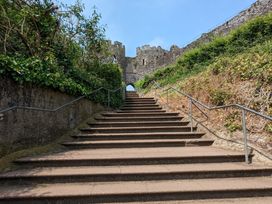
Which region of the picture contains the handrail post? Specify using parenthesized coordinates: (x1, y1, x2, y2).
(189, 98, 193, 132)
(107, 90, 110, 110)
(167, 89, 169, 107)
(242, 109, 249, 164)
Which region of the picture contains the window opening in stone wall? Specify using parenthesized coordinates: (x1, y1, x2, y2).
(142, 59, 145, 65)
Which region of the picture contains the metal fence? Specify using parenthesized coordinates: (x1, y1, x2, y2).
(138, 80, 272, 164)
(0, 86, 125, 117)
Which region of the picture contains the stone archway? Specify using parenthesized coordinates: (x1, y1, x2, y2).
(126, 83, 135, 91)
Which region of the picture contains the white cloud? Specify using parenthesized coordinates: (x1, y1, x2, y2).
(148, 37, 164, 47)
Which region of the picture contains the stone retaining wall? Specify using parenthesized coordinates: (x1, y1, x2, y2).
(0, 77, 104, 155)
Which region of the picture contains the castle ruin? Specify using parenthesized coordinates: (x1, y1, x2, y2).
(108, 42, 183, 85)
(109, 0, 272, 85)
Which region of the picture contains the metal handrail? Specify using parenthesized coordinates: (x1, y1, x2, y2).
(140, 80, 272, 163)
(0, 86, 125, 115)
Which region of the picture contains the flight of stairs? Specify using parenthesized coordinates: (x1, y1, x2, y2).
(0, 91, 272, 203)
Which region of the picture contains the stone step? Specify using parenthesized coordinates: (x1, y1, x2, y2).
(62, 139, 214, 149)
(125, 95, 139, 98)
(116, 110, 166, 113)
(80, 126, 197, 133)
(120, 106, 162, 109)
(120, 197, 272, 204)
(119, 107, 162, 112)
(125, 98, 155, 102)
(125, 100, 157, 104)
(1, 163, 272, 184)
(124, 101, 157, 105)
(88, 121, 190, 127)
(14, 147, 251, 167)
(1, 177, 271, 203)
(83, 125, 197, 132)
(72, 132, 205, 141)
(122, 104, 159, 107)
(126, 97, 154, 100)
(95, 116, 183, 122)
(121, 107, 161, 110)
(102, 112, 180, 117)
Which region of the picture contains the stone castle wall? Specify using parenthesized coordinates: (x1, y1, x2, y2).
(126, 45, 183, 84)
(183, 0, 272, 51)
(109, 0, 272, 85)
(109, 42, 183, 84)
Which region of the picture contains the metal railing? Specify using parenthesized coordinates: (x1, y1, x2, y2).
(0, 86, 125, 117)
(138, 80, 272, 164)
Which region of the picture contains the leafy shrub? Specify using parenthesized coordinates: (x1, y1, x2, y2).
(0, 0, 123, 107)
(224, 112, 242, 132)
(0, 55, 123, 107)
(209, 89, 231, 106)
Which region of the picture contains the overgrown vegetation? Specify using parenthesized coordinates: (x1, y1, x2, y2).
(137, 12, 272, 139)
(0, 0, 123, 107)
(136, 12, 272, 89)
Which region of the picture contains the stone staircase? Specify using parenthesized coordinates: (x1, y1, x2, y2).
(0, 91, 272, 203)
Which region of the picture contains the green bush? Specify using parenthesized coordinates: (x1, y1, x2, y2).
(0, 0, 123, 108)
(210, 89, 231, 106)
(224, 112, 242, 133)
(0, 55, 123, 107)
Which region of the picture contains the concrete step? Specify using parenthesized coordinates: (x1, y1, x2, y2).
(88, 121, 190, 127)
(102, 112, 180, 117)
(62, 139, 214, 149)
(1, 177, 271, 203)
(95, 116, 183, 122)
(14, 147, 251, 167)
(72, 132, 205, 141)
(80, 126, 197, 133)
(1, 163, 272, 184)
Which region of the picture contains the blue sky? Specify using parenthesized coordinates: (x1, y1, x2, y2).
(60, 0, 256, 57)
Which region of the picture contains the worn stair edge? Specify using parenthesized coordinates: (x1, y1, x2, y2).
(94, 116, 184, 122)
(88, 121, 190, 127)
(62, 139, 214, 149)
(72, 132, 205, 140)
(124, 101, 157, 105)
(120, 106, 162, 110)
(126, 97, 154, 99)
(102, 112, 179, 116)
(2, 167, 272, 184)
(14, 154, 252, 167)
(116, 110, 166, 113)
(0, 183, 271, 203)
(80, 126, 198, 133)
(122, 104, 160, 107)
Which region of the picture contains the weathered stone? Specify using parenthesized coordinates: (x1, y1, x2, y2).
(108, 0, 272, 85)
(0, 77, 104, 155)
(108, 42, 183, 84)
(183, 0, 272, 51)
